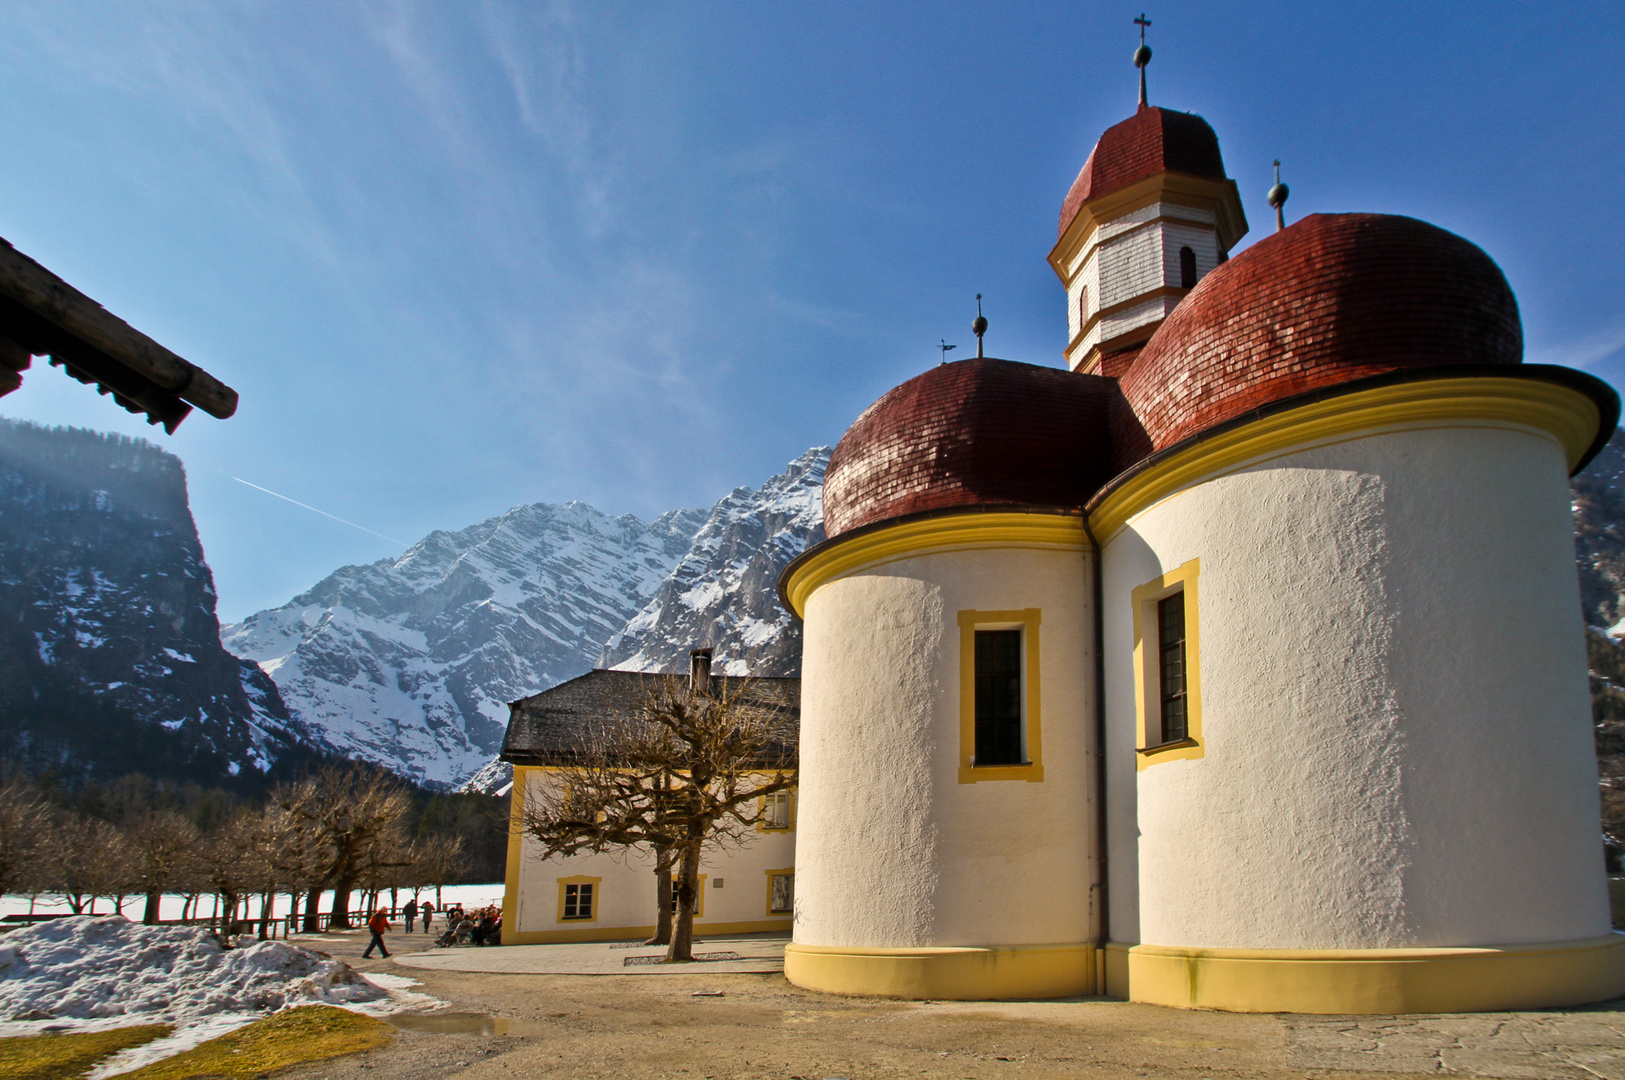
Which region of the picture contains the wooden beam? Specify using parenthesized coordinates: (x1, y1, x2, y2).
(0, 237, 238, 420)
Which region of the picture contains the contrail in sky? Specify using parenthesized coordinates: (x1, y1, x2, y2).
(232, 478, 406, 547)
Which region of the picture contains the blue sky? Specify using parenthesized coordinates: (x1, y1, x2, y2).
(0, 1, 1621, 623)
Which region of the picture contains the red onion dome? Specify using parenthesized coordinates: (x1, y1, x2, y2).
(1119, 213, 1522, 452)
(822, 359, 1117, 539)
(1059, 106, 1227, 239)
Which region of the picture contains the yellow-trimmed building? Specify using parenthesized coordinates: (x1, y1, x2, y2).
(772, 88, 1625, 1013)
(499, 660, 799, 945)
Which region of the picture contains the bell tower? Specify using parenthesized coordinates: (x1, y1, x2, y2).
(1049, 21, 1247, 375)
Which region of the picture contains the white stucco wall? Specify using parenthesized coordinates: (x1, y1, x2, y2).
(795, 544, 1096, 948)
(1101, 424, 1609, 951)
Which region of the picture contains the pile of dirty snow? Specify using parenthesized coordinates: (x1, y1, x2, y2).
(0, 917, 388, 1022)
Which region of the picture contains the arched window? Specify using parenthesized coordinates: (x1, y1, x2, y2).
(1077, 284, 1089, 330)
(1180, 246, 1198, 289)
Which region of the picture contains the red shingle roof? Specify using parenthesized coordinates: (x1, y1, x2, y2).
(1058, 106, 1227, 239)
(1118, 213, 1524, 452)
(822, 359, 1118, 538)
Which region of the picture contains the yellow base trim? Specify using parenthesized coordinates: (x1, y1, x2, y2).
(1089, 376, 1603, 544)
(1114, 935, 1625, 1014)
(784, 942, 1098, 1000)
(783, 513, 1085, 617)
(502, 918, 791, 946)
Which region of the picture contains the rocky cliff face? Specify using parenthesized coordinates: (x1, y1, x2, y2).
(0, 420, 316, 789)
(1571, 428, 1625, 862)
(598, 447, 827, 677)
(222, 502, 708, 788)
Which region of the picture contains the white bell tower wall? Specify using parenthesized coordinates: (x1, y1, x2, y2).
(784, 528, 1101, 998)
(1094, 409, 1618, 1012)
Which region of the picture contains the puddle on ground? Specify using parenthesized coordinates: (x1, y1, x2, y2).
(387, 1012, 545, 1038)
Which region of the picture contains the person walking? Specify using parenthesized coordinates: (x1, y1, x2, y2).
(403, 897, 418, 933)
(420, 899, 434, 934)
(362, 909, 391, 959)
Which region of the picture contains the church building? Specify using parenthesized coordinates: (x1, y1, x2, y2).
(775, 51, 1625, 1012)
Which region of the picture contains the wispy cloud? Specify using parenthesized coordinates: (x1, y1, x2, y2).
(1529, 321, 1625, 371)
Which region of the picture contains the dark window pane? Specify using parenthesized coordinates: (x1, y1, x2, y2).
(1180, 246, 1198, 289)
(1157, 593, 1188, 744)
(975, 629, 1023, 765)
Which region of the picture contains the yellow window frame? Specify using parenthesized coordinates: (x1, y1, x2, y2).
(1131, 558, 1204, 770)
(957, 608, 1044, 783)
(757, 788, 795, 832)
(556, 875, 601, 923)
(765, 868, 795, 916)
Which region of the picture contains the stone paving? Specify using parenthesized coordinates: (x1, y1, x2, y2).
(1284, 1006, 1625, 1078)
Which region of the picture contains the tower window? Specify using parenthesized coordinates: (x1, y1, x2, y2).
(1157, 593, 1187, 744)
(1077, 284, 1089, 330)
(974, 629, 1023, 765)
(1179, 246, 1198, 289)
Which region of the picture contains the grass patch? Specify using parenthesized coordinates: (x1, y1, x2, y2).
(0, 1024, 171, 1080)
(116, 1005, 393, 1080)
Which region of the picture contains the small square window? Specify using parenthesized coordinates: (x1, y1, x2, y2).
(769, 872, 794, 914)
(668, 875, 705, 917)
(763, 791, 791, 829)
(562, 882, 594, 920)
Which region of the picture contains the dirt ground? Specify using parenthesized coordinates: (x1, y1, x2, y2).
(282, 929, 1625, 1080)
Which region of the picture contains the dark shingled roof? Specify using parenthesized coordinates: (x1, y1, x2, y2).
(501, 669, 800, 767)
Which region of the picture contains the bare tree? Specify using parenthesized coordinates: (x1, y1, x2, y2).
(0, 778, 50, 900)
(51, 815, 138, 916)
(197, 813, 263, 931)
(523, 676, 795, 962)
(411, 835, 470, 907)
(275, 768, 411, 930)
(128, 810, 200, 924)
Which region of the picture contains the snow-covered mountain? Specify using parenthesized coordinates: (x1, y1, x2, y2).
(225, 449, 829, 791)
(599, 447, 828, 677)
(221, 502, 707, 788)
(0, 420, 321, 790)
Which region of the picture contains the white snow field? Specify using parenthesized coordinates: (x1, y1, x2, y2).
(0, 917, 386, 1022)
(0, 916, 429, 1076)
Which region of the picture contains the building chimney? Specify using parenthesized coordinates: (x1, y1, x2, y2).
(689, 647, 713, 694)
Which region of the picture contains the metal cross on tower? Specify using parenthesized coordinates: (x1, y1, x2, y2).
(1134, 13, 1153, 107)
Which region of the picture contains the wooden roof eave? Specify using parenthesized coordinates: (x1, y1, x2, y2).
(0, 236, 239, 433)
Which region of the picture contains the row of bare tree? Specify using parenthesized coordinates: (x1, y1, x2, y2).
(0, 767, 471, 932)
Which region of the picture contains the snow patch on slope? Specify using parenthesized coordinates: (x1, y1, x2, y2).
(600, 447, 828, 677)
(224, 503, 706, 788)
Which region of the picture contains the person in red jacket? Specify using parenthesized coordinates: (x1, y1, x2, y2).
(362, 910, 391, 959)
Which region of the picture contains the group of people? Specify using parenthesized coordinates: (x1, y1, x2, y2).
(434, 904, 501, 948)
(359, 897, 503, 958)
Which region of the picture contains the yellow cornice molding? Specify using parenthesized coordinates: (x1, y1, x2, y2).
(1049, 173, 1247, 283)
(782, 513, 1086, 617)
(1088, 376, 1603, 545)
